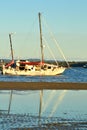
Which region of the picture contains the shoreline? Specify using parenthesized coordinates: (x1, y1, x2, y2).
(0, 82, 87, 90)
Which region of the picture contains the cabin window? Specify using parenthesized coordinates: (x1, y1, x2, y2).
(19, 66, 25, 70)
(48, 66, 51, 69)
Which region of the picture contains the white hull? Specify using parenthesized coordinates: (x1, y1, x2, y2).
(2, 65, 65, 76)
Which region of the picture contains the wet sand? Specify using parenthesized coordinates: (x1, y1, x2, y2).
(0, 113, 87, 130)
(0, 82, 87, 90)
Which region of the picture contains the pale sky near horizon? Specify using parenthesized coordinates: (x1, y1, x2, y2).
(0, 0, 87, 61)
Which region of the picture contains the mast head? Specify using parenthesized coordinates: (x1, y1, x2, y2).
(9, 32, 16, 36)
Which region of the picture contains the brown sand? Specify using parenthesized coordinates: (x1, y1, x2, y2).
(0, 82, 87, 90)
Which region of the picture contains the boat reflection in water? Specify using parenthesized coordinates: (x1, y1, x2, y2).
(0, 89, 87, 129)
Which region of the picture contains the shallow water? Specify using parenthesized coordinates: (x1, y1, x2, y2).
(0, 67, 87, 129)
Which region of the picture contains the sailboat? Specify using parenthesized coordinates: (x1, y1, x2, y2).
(2, 13, 66, 76)
(83, 64, 87, 68)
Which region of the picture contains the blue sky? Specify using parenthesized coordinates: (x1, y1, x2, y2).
(0, 0, 87, 61)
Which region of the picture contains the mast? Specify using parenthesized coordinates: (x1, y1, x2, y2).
(38, 12, 44, 63)
(9, 33, 14, 60)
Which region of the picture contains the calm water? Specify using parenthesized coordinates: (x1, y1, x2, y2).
(0, 67, 87, 82)
(0, 67, 87, 129)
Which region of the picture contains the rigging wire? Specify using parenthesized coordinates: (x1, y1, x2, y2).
(16, 16, 40, 59)
(42, 36, 58, 66)
(42, 16, 70, 68)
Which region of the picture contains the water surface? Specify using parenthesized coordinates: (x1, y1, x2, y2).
(0, 67, 87, 129)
